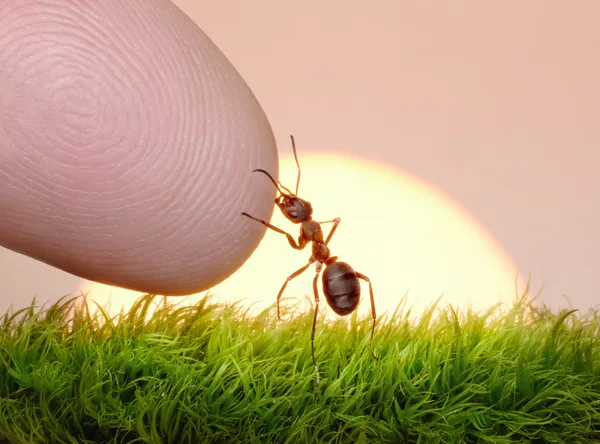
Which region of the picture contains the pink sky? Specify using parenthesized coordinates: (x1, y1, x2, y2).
(179, 0, 599, 311)
(2, 1, 599, 313)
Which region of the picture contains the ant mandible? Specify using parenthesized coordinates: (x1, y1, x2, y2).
(241, 135, 377, 383)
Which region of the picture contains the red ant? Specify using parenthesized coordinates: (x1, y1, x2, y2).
(242, 136, 377, 383)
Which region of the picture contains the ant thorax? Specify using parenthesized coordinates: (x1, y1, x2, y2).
(301, 219, 324, 243)
(311, 240, 330, 263)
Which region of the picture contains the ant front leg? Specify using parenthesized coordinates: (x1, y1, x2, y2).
(276, 259, 315, 321)
(355, 271, 378, 361)
(241, 212, 307, 250)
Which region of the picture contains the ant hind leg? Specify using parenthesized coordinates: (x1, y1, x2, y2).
(356, 272, 378, 361)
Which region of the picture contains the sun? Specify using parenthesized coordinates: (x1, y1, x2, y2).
(77, 152, 526, 322)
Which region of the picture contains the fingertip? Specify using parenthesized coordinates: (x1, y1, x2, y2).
(0, 0, 278, 295)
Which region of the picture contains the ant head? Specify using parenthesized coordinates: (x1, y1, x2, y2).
(253, 135, 310, 223)
(252, 168, 313, 224)
(275, 194, 313, 223)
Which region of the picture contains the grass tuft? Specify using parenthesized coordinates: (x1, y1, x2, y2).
(0, 290, 599, 443)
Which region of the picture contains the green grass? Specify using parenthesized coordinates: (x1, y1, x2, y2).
(0, 287, 599, 444)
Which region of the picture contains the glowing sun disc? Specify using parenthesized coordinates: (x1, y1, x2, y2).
(77, 151, 526, 323)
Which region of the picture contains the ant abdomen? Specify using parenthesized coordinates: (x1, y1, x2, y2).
(322, 261, 361, 316)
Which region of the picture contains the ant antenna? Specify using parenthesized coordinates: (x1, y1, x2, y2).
(252, 169, 292, 196)
(290, 135, 301, 196)
(252, 135, 302, 197)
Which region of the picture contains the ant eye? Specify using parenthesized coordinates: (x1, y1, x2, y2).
(289, 211, 298, 218)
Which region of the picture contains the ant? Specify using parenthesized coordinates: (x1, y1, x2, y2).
(241, 135, 377, 383)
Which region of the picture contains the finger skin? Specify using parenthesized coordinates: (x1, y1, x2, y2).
(0, 1, 277, 295)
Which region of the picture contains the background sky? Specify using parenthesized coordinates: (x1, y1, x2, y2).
(2, 1, 598, 314)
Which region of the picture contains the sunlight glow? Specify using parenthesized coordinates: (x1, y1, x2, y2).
(77, 152, 527, 322)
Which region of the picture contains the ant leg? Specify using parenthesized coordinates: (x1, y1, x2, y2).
(316, 218, 338, 225)
(311, 266, 323, 385)
(324, 217, 341, 245)
(355, 272, 378, 360)
(241, 212, 307, 250)
(276, 259, 314, 321)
